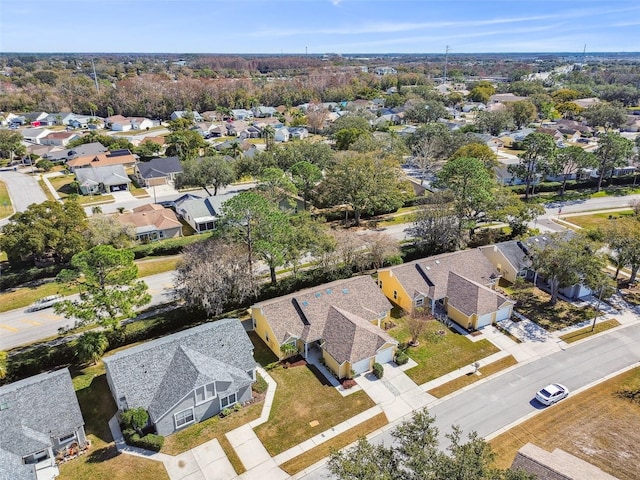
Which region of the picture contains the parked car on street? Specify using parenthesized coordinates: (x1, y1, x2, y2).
(28, 295, 63, 312)
(535, 383, 569, 406)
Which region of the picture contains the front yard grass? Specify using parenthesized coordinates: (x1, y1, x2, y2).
(0, 281, 76, 313)
(489, 367, 640, 480)
(0, 180, 14, 218)
(48, 174, 114, 204)
(559, 319, 620, 343)
(427, 355, 518, 398)
(280, 412, 388, 475)
(161, 402, 263, 473)
(59, 362, 169, 480)
(251, 333, 375, 458)
(388, 319, 500, 386)
(135, 256, 181, 277)
(561, 210, 634, 231)
(508, 286, 596, 331)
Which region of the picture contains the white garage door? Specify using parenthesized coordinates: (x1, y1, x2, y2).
(352, 357, 371, 375)
(477, 312, 494, 329)
(375, 347, 394, 365)
(495, 306, 512, 322)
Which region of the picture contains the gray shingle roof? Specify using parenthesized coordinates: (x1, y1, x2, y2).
(75, 164, 131, 187)
(103, 319, 255, 422)
(0, 369, 85, 479)
(137, 157, 182, 179)
(446, 272, 511, 317)
(323, 307, 396, 364)
(253, 276, 392, 345)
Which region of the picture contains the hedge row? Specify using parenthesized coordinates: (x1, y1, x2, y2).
(122, 429, 164, 452)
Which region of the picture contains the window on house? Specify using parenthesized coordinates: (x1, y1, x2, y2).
(58, 433, 76, 444)
(195, 382, 216, 405)
(393, 290, 398, 300)
(174, 408, 195, 428)
(378, 281, 383, 289)
(415, 298, 424, 307)
(220, 393, 237, 409)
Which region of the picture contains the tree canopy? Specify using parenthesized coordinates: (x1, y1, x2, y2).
(55, 245, 151, 329)
(175, 156, 236, 195)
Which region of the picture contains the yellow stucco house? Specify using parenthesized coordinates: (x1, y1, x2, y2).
(378, 249, 514, 331)
(251, 276, 397, 379)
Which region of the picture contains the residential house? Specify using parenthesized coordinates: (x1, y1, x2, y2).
(481, 235, 592, 299)
(44, 142, 108, 163)
(230, 109, 253, 121)
(288, 127, 309, 139)
(274, 127, 290, 143)
(535, 127, 564, 143)
(0, 369, 88, 480)
(252, 276, 397, 378)
(103, 319, 256, 436)
(488, 93, 529, 104)
(571, 97, 600, 109)
(66, 149, 137, 171)
(174, 194, 229, 233)
(24, 111, 49, 125)
(170, 110, 203, 122)
(75, 164, 131, 194)
(40, 131, 81, 147)
(510, 443, 618, 480)
(252, 106, 277, 118)
(226, 120, 250, 137)
(374, 66, 397, 75)
(378, 249, 513, 330)
(44, 112, 76, 126)
(135, 156, 183, 187)
(107, 115, 153, 132)
(117, 204, 183, 242)
(238, 125, 262, 140)
(137, 135, 166, 153)
(21, 127, 52, 144)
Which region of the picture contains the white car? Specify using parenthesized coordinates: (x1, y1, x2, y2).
(535, 383, 569, 406)
(28, 295, 63, 312)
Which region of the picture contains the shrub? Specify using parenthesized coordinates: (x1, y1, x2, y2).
(122, 430, 164, 452)
(121, 408, 149, 431)
(341, 378, 357, 389)
(372, 362, 384, 379)
(395, 351, 409, 366)
(252, 373, 269, 394)
(220, 407, 233, 417)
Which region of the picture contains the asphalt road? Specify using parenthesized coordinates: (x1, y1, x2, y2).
(0, 169, 48, 225)
(299, 322, 640, 479)
(0, 271, 176, 350)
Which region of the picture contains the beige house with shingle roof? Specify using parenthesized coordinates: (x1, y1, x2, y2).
(378, 249, 514, 331)
(116, 204, 183, 242)
(251, 276, 397, 378)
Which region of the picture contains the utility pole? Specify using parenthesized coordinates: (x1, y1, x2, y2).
(443, 45, 450, 84)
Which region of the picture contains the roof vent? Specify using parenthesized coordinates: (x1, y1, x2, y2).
(0, 402, 9, 411)
(315, 292, 322, 298)
(435, 260, 440, 264)
(542, 236, 547, 241)
(426, 266, 430, 270)
(326, 289, 332, 295)
(302, 301, 309, 307)
(342, 288, 349, 294)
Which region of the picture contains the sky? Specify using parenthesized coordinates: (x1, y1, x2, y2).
(2, 0, 640, 54)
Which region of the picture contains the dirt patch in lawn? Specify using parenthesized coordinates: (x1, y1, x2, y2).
(490, 367, 640, 480)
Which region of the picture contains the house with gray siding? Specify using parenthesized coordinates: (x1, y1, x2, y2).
(0, 369, 88, 480)
(103, 319, 256, 436)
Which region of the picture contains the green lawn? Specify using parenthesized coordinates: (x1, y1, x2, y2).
(135, 256, 181, 277)
(48, 174, 114, 204)
(0, 281, 76, 313)
(387, 317, 500, 385)
(507, 286, 596, 331)
(0, 180, 13, 218)
(254, 363, 375, 456)
(59, 362, 169, 480)
(563, 210, 634, 231)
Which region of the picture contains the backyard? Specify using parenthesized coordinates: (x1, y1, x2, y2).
(249, 332, 376, 456)
(386, 312, 500, 386)
(490, 367, 640, 480)
(58, 362, 169, 480)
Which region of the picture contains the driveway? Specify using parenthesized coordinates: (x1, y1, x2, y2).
(0, 169, 47, 224)
(355, 363, 434, 421)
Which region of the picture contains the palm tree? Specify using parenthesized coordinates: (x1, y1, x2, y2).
(262, 125, 275, 151)
(76, 331, 109, 365)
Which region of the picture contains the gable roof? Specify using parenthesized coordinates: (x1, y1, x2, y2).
(67, 149, 137, 169)
(382, 249, 500, 301)
(103, 319, 255, 422)
(44, 142, 108, 162)
(0, 369, 85, 479)
(117, 204, 182, 233)
(253, 276, 392, 345)
(75, 164, 131, 187)
(323, 306, 396, 364)
(446, 272, 512, 317)
(137, 157, 182, 179)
